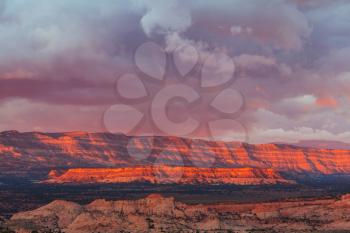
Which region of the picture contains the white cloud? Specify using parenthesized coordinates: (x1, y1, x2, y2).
(230, 25, 252, 36)
(137, 0, 192, 36)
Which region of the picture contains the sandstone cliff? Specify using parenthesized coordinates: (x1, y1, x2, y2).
(45, 166, 294, 185)
(1, 131, 350, 175)
(6, 193, 350, 233)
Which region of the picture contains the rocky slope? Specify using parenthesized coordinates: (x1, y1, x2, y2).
(1, 131, 350, 176)
(45, 166, 294, 185)
(5, 193, 350, 233)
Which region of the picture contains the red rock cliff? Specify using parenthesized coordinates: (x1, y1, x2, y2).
(1, 131, 350, 175)
(45, 166, 294, 185)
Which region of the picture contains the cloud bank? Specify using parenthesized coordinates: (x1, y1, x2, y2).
(0, 0, 349, 143)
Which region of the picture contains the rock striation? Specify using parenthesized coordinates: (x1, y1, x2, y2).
(45, 166, 294, 185)
(1, 131, 350, 176)
(6, 194, 350, 233)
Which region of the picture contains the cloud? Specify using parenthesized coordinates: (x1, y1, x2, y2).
(136, 0, 312, 50)
(0, 0, 348, 142)
(0, 0, 142, 104)
(0, 76, 117, 105)
(137, 0, 192, 36)
(250, 127, 350, 144)
(274, 95, 317, 116)
(230, 25, 252, 36)
(235, 55, 276, 67)
(234, 54, 292, 76)
(187, 0, 311, 51)
(315, 96, 338, 108)
(248, 106, 350, 143)
(0, 98, 105, 132)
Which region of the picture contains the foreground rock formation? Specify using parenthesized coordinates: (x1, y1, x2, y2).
(45, 166, 294, 185)
(1, 131, 350, 176)
(6, 194, 350, 233)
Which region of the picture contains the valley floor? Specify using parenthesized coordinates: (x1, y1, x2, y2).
(2, 176, 350, 217)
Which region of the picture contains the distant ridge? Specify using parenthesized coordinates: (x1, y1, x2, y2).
(1, 131, 350, 182)
(294, 140, 350, 150)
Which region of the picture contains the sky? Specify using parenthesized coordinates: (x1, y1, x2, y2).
(0, 0, 350, 144)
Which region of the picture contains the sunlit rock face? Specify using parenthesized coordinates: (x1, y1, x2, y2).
(6, 194, 350, 233)
(1, 131, 350, 175)
(45, 166, 294, 185)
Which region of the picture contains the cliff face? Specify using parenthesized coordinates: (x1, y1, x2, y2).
(45, 166, 294, 185)
(6, 194, 350, 233)
(1, 131, 350, 175)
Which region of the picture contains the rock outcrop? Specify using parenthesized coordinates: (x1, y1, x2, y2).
(0, 216, 13, 233)
(1, 131, 350, 175)
(45, 166, 294, 185)
(6, 194, 350, 233)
